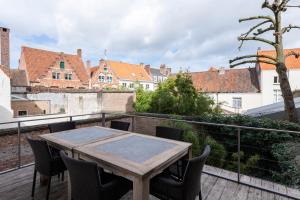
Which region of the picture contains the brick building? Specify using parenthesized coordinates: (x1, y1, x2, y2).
(144, 64, 171, 89)
(89, 59, 119, 89)
(18, 47, 89, 89)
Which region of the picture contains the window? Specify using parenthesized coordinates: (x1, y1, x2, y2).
(154, 76, 158, 82)
(18, 110, 27, 116)
(104, 67, 108, 73)
(232, 97, 242, 109)
(273, 89, 283, 103)
(129, 83, 134, 88)
(146, 84, 149, 90)
(60, 61, 65, 69)
(107, 76, 112, 83)
(274, 76, 279, 84)
(122, 83, 127, 87)
(64, 74, 72, 80)
(99, 75, 105, 82)
(52, 72, 60, 80)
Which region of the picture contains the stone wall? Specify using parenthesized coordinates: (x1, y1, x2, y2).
(12, 89, 135, 116)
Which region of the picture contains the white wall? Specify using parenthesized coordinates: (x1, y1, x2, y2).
(208, 92, 262, 113)
(0, 69, 13, 122)
(260, 69, 300, 106)
(119, 80, 154, 91)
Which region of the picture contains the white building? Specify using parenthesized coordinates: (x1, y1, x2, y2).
(190, 48, 300, 114)
(191, 67, 261, 113)
(107, 60, 154, 91)
(144, 64, 171, 89)
(0, 66, 13, 121)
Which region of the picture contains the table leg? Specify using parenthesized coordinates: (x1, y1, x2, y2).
(133, 177, 150, 200)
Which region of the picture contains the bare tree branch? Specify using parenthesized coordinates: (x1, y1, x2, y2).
(282, 24, 300, 33)
(285, 51, 300, 59)
(230, 59, 277, 68)
(285, 5, 300, 8)
(239, 16, 275, 25)
(254, 25, 275, 36)
(230, 54, 277, 64)
(238, 36, 276, 49)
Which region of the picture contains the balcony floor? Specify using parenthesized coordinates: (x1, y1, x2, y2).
(0, 165, 298, 200)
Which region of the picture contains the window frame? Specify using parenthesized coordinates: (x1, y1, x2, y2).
(60, 61, 65, 70)
(18, 110, 28, 116)
(232, 97, 242, 109)
(64, 73, 72, 80)
(52, 72, 60, 80)
(99, 75, 105, 83)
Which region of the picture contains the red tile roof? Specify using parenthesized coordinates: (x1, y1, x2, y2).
(21, 46, 89, 84)
(191, 68, 260, 93)
(258, 48, 300, 70)
(106, 60, 152, 82)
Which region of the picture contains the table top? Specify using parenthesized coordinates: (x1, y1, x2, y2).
(39, 126, 128, 150)
(75, 133, 192, 177)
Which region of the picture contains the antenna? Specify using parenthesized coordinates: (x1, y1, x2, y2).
(104, 49, 108, 60)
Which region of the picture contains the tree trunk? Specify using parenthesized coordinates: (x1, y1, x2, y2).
(276, 62, 299, 122)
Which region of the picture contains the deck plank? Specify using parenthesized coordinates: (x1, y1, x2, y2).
(0, 165, 299, 200)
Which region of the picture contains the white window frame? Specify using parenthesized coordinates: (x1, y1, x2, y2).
(64, 73, 72, 80)
(99, 75, 105, 83)
(232, 97, 242, 109)
(122, 83, 127, 87)
(52, 72, 60, 80)
(146, 84, 150, 90)
(273, 89, 282, 103)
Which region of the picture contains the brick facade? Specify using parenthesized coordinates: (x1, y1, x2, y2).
(0, 27, 10, 68)
(11, 100, 50, 117)
(90, 59, 119, 89)
(18, 47, 89, 89)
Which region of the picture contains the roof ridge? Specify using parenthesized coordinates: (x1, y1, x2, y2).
(22, 46, 78, 57)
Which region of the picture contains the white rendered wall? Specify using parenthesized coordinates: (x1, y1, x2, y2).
(208, 93, 262, 113)
(0, 69, 13, 122)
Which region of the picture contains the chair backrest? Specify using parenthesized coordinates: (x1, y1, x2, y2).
(60, 151, 101, 200)
(110, 121, 130, 131)
(27, 137, 53, 176)
(182, 145, 211, 200)
(48, 122, 76, 133)
(156, 126, 184, 141)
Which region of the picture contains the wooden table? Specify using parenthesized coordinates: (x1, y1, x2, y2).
(75, 133, 192, 200)
(39, 126, 129, 155)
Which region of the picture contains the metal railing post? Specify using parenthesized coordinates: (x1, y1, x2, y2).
(131, 116, 135, 132)
(237, 127, 241, 183)
(17, 122, 21, 168)
(70, 116, 73, 122)
(101, 113, 106, 127)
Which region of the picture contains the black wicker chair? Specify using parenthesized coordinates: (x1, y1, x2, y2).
(48, 122, 76, 157)
(110, 120, 130, 131)
(60, 151, 132, 200)
(150, 145, 211, 200)
(27, 137, 67, 200)
(48, 121, 76, 133)
(156, 126, 184, 179)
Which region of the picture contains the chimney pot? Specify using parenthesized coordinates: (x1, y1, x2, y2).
(77, 49, 82, 57)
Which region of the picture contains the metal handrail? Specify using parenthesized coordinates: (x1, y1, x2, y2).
(0, 111, 299, 199)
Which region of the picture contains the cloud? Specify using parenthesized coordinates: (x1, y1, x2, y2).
(0, 0, 299, 72)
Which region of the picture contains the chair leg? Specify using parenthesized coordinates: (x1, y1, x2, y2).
(61, 171, 64, 181)
(46, 176, 52, 200)
(31, 168, 37, 197)
(199, 191, 202, 200)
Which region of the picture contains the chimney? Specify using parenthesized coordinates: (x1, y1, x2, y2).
(166, 67, 171, 76)
(0, 27, 10, 68)
(160, 64, 166, 75)
(140, 62, 145, 67)
(144, 64, 151, 75)
(86, 60, 91, 78)
(77, 49, 82, 58)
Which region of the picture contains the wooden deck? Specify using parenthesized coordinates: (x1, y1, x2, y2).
(0, 165, 299, 200)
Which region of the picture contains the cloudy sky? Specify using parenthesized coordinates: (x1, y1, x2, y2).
(1, 0, 300, 72)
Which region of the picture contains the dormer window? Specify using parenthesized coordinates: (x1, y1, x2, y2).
(60, 61, 65, 70)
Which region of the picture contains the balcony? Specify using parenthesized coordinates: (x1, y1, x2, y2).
(0, 112, 299, 199)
